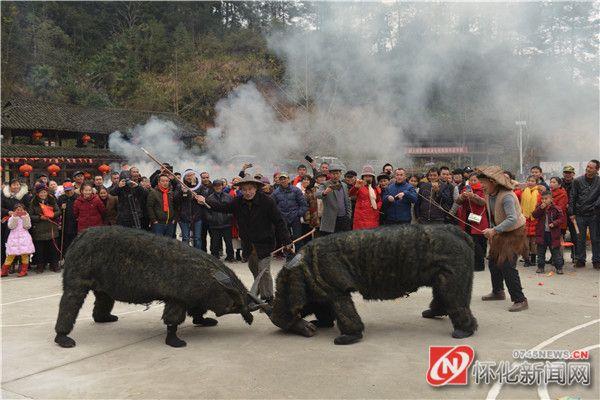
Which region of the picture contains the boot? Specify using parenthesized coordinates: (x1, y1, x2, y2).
(508, 300, 529, 312)
(17, 263, 28, 277)
(575, 261, 586, 268)
(35, 264, 45, 274)
(593, 263, 600, 270)
(481, 291, 506, 301)
(1, 264, 10, 277)
(535, 267, 544, 274)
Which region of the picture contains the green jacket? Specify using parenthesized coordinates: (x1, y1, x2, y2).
(146, 187, 181, 224)
(29, 196, 60, 241)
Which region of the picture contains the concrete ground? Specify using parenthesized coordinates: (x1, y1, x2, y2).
(1, 254, 599, 399)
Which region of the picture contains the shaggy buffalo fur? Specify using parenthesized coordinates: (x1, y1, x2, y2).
(54, 226, 257, 348)
(270, 224, 478, 345)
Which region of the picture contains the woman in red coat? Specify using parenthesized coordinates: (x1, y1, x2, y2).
(549, 177, 568, 231)
(73, 183, 106, 233)
(456, 173, 489, 271)
(348, 165, 382, 230)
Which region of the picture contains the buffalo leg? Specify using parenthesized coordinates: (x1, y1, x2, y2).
(162, 301, 187, 347)
(188, 306, 218, 327)
(435, 272, 478, 338)
(331, 294, 364, 345)
(54, 287, 89, 348)
(92, 291, 118, 323)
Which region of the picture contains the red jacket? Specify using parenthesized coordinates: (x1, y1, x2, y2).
(532, 203, 564, 248)
(348, 185, 382, 230)
(551, 187, 568, 230)
(73, 194, 106, 232)
(456, 185, 489, 235)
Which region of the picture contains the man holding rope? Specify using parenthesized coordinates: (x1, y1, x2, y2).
(202, 175, 292, 304)
(476, 166, 529, 312)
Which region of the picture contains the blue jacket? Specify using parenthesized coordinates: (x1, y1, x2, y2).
(382, 180, 417, 223)
(273, 185, 308, 224)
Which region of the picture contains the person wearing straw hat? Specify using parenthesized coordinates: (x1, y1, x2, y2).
(348, 165, 382, 230)
(476, 166, 529, 312)
(202, 175, 291, 303)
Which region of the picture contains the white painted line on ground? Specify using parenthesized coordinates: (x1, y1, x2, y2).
(486, 318, 600, 400)
(536, 343, 599, 400)
(0, 305, 161, 327)
(2, 293, 62, 306)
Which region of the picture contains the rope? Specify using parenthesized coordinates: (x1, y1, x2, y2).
(415, 191, 485, 234)
(271, 228, 316, 256)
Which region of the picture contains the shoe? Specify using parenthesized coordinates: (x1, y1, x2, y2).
(482, 291, 506, 301)
(536, 267, 544, 274)
(421, 309, 447, 318)
(235, 249, 242, 261)
(593, 263, 600, 270)
(192, 316, 218, 326)
(556, 269, 564, 275)
(17, 263, 28, 277)
(575, 261, 586, 268)
(508, 300, 528, 312)
(50, 263, 61, 273)
(224, 257, 235, 262)
(35, 264, 45, 274)
(1, 264, 10, 277)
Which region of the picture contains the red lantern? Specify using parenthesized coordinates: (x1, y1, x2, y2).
(47, 164, 61, 176)
(82, 134, 91, 144)
(19, 164, 33, 177)
(32, 131, 43, 140)
(83, 172, 92, 180)
(98, 164, 111, 175)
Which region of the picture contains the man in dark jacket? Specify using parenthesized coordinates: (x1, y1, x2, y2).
(179, 172, 206, 249)
(416, 168, 453, 224)
(56, 182, 78, 255)
(569, 160, 600, 269)
(562, 164, 577, 261)
(198, 172, 214, 252)
(272, 172, 308, 258)
(147, 174, 181, 237)
(204, 176, 291, 302)
(206, 180, 234, 261)
(110, 171, 148, 230)
(381, 168, 417, 225)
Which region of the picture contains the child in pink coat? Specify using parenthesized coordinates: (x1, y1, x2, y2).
(2, 203, 35, 277)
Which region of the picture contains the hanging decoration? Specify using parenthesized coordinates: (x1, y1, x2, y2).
(32, 131, 43, 141)
(82, 134, 91, 144)
(19, 164, 33, 177)
(47, 164, 61, 176)
(98, 164, 111, 175)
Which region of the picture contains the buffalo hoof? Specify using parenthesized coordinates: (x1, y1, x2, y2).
(193, 316, 218, 327)
(310, 319, 335, 328)
(452, 329, 474, 339)
(290, 319, 317, 337)
(421, 309, 447, 319)
(55, 334, 76, 348)
(93, 314, 118, 323)
(334, 333, 363, 345)
(166, 334, 187, 348)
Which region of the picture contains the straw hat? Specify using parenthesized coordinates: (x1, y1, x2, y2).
(475, 166, 516, 190)
(233, 175, 264, 188)
(360, 165, 376, 178)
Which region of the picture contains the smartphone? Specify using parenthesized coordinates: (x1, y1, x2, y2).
(305, 155, 314, 163)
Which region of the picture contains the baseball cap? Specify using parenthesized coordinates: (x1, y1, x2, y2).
(63, 182, 74, 191)
(562, 165, 575, 173)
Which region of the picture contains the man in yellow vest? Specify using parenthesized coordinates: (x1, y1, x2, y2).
(476, 166, 529, 312)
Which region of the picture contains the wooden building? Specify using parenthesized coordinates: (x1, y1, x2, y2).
(1, 97, 202, 184)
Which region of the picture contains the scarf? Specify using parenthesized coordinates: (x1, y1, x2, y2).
(159, 186, 170, 212)
(368, 185, 377, 210)
(470, 182, 482, 191)
(521, 186, 539, 218)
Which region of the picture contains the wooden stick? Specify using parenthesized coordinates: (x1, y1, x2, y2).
(140, 147, 211, 209)
(271, 228, 316, 256)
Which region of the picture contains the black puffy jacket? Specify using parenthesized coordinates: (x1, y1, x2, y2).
(206, 192, 233, 229)
(569, 175, 600, 216)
